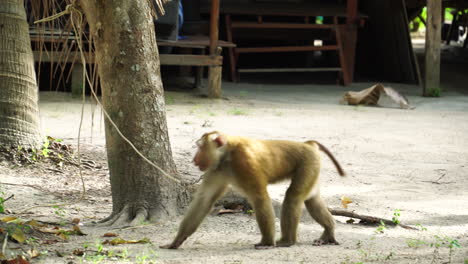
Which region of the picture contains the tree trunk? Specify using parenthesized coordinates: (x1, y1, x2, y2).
(79, 0, 188, 225)
(0, 0, 42, 148)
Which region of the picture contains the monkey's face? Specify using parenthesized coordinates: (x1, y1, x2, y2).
(193, 132, 227, 172)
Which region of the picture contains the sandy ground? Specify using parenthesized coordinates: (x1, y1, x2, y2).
(1, 77, 467, 264)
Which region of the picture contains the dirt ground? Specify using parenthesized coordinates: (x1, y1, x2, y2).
(2, 52, 468, 263)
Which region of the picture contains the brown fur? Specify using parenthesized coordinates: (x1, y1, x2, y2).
(160, 131, 345, 250)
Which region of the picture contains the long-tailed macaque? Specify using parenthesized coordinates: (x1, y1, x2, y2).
(160, 131, 345, 250)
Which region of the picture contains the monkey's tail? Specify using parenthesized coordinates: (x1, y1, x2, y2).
(305, 141, 346, 177)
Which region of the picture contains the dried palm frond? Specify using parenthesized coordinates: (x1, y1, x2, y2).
(341, 84, 412, 109)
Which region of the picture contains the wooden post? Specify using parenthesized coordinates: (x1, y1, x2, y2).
(207, 0, 222, 98)
(346, 0, 358, 25)
(424, 0, 442, 96)
(342, 0, 359, 85)
(208, 47, 222, 98)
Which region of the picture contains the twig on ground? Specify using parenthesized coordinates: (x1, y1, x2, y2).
(2, 233, 7, 256)
(329, 208, 417, 230)
(3, 194, 14, 203)
(46, 168, 64, 174)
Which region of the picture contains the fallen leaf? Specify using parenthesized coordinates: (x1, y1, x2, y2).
(58, 232, 68, 240)
(27, 249, 40, 259)
(72, 249, 84, 256)
(2, 255, 29, 264)
(103, 237, 150, 246)
(103, 232, 118, 237)
(24, 220, 46, 228)
(0, 216, 17, 223)
(36, 227, 60, 234)
(42, 239, 59, 245)
(11, 228, 26, 244)
(341, 196, 353, 209)
(72, 225, 86, 236)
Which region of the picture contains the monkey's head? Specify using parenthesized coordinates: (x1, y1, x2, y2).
(193, 131, 228, 172)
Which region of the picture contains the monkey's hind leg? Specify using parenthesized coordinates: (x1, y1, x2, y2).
(304, 195, 339, 246)
(275, 186, 305, 247)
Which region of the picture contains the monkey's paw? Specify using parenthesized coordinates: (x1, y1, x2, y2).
(312, 238, 339, 246)
(275, 239, 295, 247)
(159, 243, 179, 249)
(254, 243, 275, 250)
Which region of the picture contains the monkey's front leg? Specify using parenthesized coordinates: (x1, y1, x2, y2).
(249, 191, 276, 250)
(160, 173, 227, 249)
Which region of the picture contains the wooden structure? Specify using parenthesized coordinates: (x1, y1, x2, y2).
(210, 1, 363, 85)
(156, 0, 233, 98)
(407, 0, 468, 96)
(30, 0, 233, 98)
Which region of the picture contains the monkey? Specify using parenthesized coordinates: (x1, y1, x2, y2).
(160, 131, 345, 250)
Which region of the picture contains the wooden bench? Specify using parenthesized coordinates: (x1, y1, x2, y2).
(157, 36, 235, 89)
(31, 0, 232, 98)
(31, 34, 235, 96)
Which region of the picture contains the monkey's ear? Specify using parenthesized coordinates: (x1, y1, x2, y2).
(214, 135, 227, 148)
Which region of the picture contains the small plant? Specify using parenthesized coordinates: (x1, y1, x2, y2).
(416, 223, 428, 231)
(41, 137, 51, 157)
(392, 209, 401, 225)
(95, 240, 104, 254)
(9, 136, 67, 165)
(25, 237, 40, 247)
(53, 205, 66, 218)
(79, 240, 132, 263)
(228, 108, 248, 116)
(53, 205, 67, 226)
(428, 235, 462, 264)
(374, 221, 387, 234)
(165, 95, 176, 105)
(117, 248, 129, 261)
(426, 87, 441, 97)
(406, 238, 426, 248)
(135, 248, 158, 264)
(0, 189, 5, 213)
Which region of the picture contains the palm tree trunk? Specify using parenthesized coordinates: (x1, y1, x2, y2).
(79, 0, 189, 225)
(0, 0, 41, 148)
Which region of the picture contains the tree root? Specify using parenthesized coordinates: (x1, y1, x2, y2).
(129, 208, 148, 226)
(96, 205, 156, 228)
(97, 205, 131, 227)
(329, 208, 417, 230)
